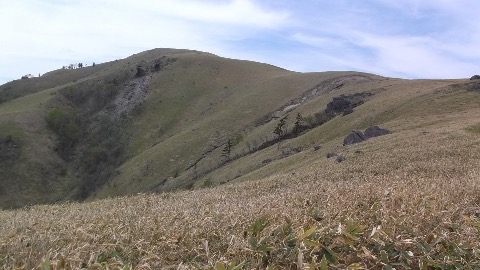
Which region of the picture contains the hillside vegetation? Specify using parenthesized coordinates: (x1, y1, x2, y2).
(0, 49, 479, 268)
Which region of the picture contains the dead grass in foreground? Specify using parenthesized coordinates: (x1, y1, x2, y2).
(1, 129, 479, 269)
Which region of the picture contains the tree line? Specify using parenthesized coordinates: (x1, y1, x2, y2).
(62, 62, 96, 70)
(20, 62, 97, 80)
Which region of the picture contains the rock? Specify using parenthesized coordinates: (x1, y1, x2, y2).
(326, 152, 337, 158)
(343, 126, 390, 147)
(342, 107, 354, 115)
(313, 145, 322, 151)
(312, 209, 324, 221)
(354, 150, 364, 155)
(470, 75, 480, 80)
(326, 96, 352, 114)
(364, 126, 390, 139)
(135, 66, 146, 77)
(336, 155, 346, 163)
(262, 159, 272, 165)
(343, 130, 366, 146)
(291, 146, 303, 153)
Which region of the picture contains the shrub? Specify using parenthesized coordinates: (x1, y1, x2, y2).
(46, 108, 79, 156)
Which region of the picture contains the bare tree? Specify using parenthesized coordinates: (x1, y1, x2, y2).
(222, 139, 233, 160)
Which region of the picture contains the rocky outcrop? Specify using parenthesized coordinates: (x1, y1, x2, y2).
(470, 75, 480, 80)
(325, 93, 372, 116)
(364, 126, 390, 139)
(343, 130, 367, 146)
(135, 66, 146, 77)
(343, 126, 390, 146)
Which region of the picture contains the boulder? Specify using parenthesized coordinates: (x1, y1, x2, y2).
(364, 126, 390, 139)
(313, 145, 322, 151)
(336, 155, 346, 163)
(343, 130, 366, 146)
(470, 75, 480, 80)
(326, 152, 337, 158)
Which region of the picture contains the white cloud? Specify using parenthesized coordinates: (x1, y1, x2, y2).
(115, 0, 289, 28)
(290, 33, 344, 48)
(354, 33, 478, 78)
(0, 0, 479, 84)
(283, 0, 480, 78)
(0, 0, 288, 83)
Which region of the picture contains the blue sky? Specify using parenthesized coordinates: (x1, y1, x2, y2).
(1, 0, 479, 85)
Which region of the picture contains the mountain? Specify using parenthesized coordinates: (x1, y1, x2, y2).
(1, 49, 479, 268)
(0, 48, 478, 209)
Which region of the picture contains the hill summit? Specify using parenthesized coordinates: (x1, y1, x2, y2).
(1, 49, 479, 268)
(0, 48, 478, 209)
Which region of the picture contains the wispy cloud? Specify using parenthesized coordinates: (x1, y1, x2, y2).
(0, 0, 288, 83)
(0, 0, 479, 84)
(278, 0, 480, 78)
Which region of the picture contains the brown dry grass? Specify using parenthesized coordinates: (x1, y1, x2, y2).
(1, 120, 479, 269)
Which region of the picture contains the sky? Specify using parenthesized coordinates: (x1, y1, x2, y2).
(1, 0, 480, 85)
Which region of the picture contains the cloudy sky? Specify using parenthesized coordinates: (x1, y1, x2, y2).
(1, 0, 480, 85)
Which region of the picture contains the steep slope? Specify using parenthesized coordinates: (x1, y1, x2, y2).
(0, 48, 479, 210)
(1, 81, 479, 268)
(96, 54, 379, 199)
(1, 49, 480, 268)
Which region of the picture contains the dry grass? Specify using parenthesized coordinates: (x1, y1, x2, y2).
(1, 124, 479, 269)
(1, 49, 479, 268)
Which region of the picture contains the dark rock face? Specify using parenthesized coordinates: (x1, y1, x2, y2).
(326, 96, 354, 114)
(325, 93, 372, 116)
(364, 126, 390, 139)
(470, 75, 480, 80)
(342, 107, 354, 116)
(135, 66, 146, 77)
(343, 130, 367, 146)
(343, 126, 391, 146)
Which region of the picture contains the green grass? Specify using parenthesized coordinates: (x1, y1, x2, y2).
(0, 63, 105, 103)
(466, 123, 480, 133)
(95, 54, 346, 198)
(1, 48, 480, 268)
(0, 48, 479, 208)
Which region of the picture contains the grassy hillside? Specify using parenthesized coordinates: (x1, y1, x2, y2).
(0, 48, 386, 207)
(0, 48, 479, 268)
(1, 105, 479, 268)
